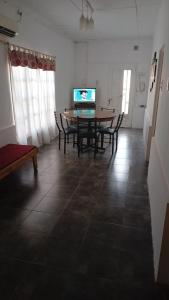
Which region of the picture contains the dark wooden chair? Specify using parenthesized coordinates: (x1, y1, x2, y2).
(77, 117, 100, 159)
(99, 112, 124, 155)
(64, 108, 70, 129)
(64, 108, 79, 143)
(60, 113, 77, 154)
(100, 107, 116, 142)
(54, 111, 62, 150)
(100, 107, 116, 128)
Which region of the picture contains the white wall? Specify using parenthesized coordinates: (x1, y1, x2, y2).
(74, 38, 153, 128)
(0, 42, 17, 147)
(0, 1, 75, 146)
(145, 0, 169, 282)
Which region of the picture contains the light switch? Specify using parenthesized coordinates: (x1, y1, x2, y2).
(167, 79, 169, 91)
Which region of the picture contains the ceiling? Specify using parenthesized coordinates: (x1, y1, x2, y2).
(12, 0, 161, 41)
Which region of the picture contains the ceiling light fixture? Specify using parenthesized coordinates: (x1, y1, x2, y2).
(79, 0, 94, 31)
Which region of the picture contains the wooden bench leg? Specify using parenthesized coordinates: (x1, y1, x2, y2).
(32, 155, 38, 173)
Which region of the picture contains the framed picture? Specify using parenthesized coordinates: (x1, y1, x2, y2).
(150, 51, 158, 92)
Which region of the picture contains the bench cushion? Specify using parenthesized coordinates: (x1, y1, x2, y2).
(0, 144, 36, 170)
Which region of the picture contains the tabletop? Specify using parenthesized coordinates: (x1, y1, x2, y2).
(63, 109, 116, 122)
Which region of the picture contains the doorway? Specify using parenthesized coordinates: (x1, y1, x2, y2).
(87, 64, 136, 127)
(109, 67, 135, 127)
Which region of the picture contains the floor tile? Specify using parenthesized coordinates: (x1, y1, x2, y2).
(0, 129, 167, 299)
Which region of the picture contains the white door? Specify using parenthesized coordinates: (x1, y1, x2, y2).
(109, 67, 135, 128)
(87, 63, 135, 128)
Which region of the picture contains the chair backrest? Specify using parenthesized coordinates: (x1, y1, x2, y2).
(77, 117, 97, 137)
(77, 117, 89, 131)
(100, 107, 116, 128)
(60, 113, 66, 134)
(54, 111, 62, 133)
(64, 108, 70, 128)
(100, 107, 115, 113)
(114, 112, 124, 132)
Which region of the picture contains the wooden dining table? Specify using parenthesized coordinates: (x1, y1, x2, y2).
(62, 109, 116, 153)
(63, 109, 116, 123)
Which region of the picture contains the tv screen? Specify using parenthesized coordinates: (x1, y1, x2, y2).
(73, 88, 96, 103)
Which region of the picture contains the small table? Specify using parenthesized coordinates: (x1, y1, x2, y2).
(63, 109, 116, 123)
(63, 109, 116, 153)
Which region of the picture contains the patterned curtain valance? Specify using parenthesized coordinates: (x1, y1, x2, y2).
(8, 44, 56, 71)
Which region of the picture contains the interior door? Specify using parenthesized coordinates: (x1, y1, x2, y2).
(87, 63, 135, 128)
(145, 46, 164, 161)
(109, 67, 135, 128)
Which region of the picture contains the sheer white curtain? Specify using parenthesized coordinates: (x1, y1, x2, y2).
(10, 66, 56, 146)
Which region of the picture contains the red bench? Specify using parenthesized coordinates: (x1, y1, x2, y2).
(0, 144, 38, 180)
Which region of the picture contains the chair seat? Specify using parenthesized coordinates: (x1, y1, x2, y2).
(99, 127, 115, 134)
(79, 124, 89, 129)
(78, 129, 99, 139)
(65, 127, 77, 134)
(68, 124, 77, 130)
(96, 124, 105, 130)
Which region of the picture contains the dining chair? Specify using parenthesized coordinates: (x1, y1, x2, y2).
(99, 112, 124, 155)
(100, 107, 116, 142)
(60, 113, 77, 154)
(64, 108, 77, 143)
(54, 111, 62, 150)
(77, 117, 99, 159)
(64, 108, 70, 129)
(100, 107, 115, 126)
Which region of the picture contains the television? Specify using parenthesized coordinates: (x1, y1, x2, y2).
(73, 88, 96, 103)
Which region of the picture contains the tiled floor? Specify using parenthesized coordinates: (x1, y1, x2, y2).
(0, 129, 169, 299)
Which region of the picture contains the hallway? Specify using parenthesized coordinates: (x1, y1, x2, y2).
(0, 129, 168, 299)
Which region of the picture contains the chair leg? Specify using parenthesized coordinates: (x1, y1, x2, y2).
(77, 137, 80, 157)
(112, 134, 114, 155)
(116, 132, 118, 149)
(58, 133, 60, 150)
(94, 137, 98, 159)
(101, 133, 104, 148)
(78, 139, 82, 157)
(32, 155, 38, 173)
(73, 134, 75, 148)
(64, 135, 66, 154)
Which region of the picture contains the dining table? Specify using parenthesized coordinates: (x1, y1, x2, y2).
(62, 109, 116, 153)
(63, 109, 116, 123)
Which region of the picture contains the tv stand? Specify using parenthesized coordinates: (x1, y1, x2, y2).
(74, 102, 96, 109)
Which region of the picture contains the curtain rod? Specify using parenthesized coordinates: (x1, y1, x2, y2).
(0, 38, 56, 59)
(9, 43, 56, 59)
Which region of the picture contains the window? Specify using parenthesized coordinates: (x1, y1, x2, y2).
(10, 66, 56, 146)
(121, 70, 131, 115)
(9, 46, 56, 146)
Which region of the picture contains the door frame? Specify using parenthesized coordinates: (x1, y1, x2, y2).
(122, 66, 136, 128)
(146, 45, 164, 161)
(108, 65, 136, 128)
(152, 46, 164, 136)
